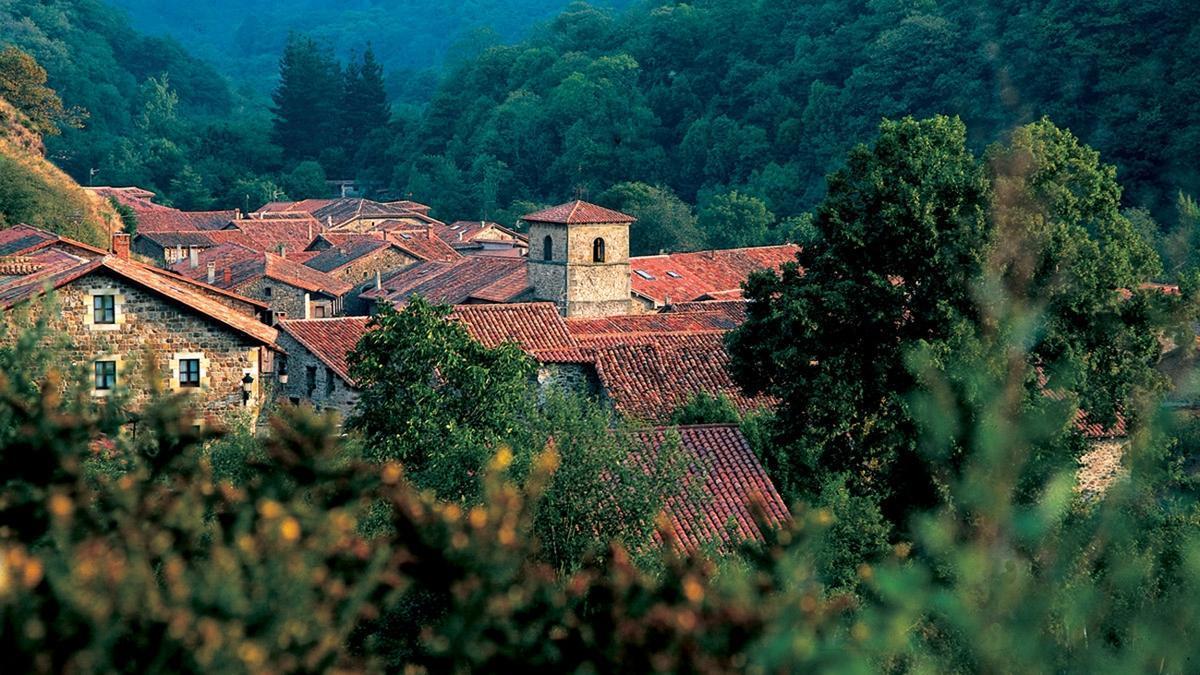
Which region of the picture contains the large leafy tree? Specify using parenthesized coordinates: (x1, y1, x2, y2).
(0, 46, 73, 137)
(599, 181, 705, 254)
(346, 297, 535, 502)
(729, 116, 991, 515)
(730, 115, 1177, 526)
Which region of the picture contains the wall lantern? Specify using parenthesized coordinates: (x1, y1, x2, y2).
(241, 372, 255, 405)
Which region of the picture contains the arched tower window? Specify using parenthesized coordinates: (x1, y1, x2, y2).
(592, 237, 606, 263)
(543, 235, 553, 261)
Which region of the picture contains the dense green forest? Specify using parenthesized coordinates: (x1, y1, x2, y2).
(391, 0, 1200, 254)
(105, 0, 633, 101)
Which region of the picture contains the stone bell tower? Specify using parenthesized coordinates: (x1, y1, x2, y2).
(523, 200, 633, 317)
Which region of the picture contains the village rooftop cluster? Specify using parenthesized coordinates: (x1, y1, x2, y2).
(0, 189, 808, 550)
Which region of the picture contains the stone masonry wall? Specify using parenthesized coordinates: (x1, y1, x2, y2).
(331, 247, 417, 315)
(236, 278, 337, 319)
(6, 271, 268, 420)
(274, 331, 359, 421)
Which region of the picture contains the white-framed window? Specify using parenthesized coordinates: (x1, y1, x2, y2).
(92, 355, 123, 396)
(169, 353, 210, 392)
(85, 288, 124, 331)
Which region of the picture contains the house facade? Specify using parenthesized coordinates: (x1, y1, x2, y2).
(0, 229, 280, 421)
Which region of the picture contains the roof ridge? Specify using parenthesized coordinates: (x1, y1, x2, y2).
(645, 423, 741, 432)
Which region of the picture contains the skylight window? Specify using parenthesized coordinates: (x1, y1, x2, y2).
(666, 271, 683, 279)
(635, 270, 656, 280)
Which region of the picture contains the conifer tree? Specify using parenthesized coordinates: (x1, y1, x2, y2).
(339, 44, 391, 172)
(271, 34, 341, 163)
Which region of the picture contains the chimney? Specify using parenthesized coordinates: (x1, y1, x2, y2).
(303, 293, 312, 319)
(327, 215, 333, 230)
(111, 232, 131, 260)
(278, 243, 286, 258)
(223, 267, 232, 286)
(206, 262, 216, 284)
(375, 269, 382, 290)
(189, 247, 200, 269)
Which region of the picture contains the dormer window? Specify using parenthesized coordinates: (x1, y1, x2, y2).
(592, 238, 606, 263)
(543, 235, 553, 261)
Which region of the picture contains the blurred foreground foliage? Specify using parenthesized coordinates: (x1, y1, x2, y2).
(3, 302, 1200, 672)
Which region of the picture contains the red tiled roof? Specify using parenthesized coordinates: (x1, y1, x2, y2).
(450, 303, 579, 356)
(565, 310, 741, 345)
(362, 257, 529, 306)
(304, 236, 391, 273)
(223, 215, 322, 253)
(386, 230, 461, 263)
(84, 186, 163, 213)
(258, 198, 433, 229)
(170, 244, 352, 297)
(588, 331, 768, 420)
(0, 224, 60, 256)
(436, 221, 528, 247)
(135, 210, 238, 234)
(629, 245, 801, 305)
(665, 300, 750, 323)
(589, 334, 772, 422)
(522, 200, 636, 225)
(278, 317, 371, 385)
(0, 247, 277, 346)
(633, 424, 790, 552)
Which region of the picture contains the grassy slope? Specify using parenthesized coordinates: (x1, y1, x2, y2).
(0, 97, 117, 248)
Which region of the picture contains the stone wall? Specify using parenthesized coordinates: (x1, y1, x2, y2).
(6, 270, 269, 420)
(566, 263, 632, 317)
(536, 363, 600, 400)
(274, 330, 359, 421)
(236, 277, 338, 319)
(330, 247, 417, 315)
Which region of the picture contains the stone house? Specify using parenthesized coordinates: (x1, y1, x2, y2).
(275, 317, 367, 418)
(434, 221, 529, 257)
(255, 198, 434, 232)
(170, 243, 353, 320)
(303, 232, 460, 314)
(0, 228, 281, 422)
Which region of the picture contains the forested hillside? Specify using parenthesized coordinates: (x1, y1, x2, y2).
(105, 0, 634, 101)
(0, 0, 263, 209)
(391, 0, 1200, 247)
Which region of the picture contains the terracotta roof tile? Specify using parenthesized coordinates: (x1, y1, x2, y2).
(169, 244, 352, 297)
(588, 334, 773, 422)
(436, 221, 528, 247)
(633, 424, 790, 552)
(522, 200, 636, 225)
(0, 225, 59, 256)
(565, 310, 740, 343)
(450, 303, 578, 355)
(0, 248, 277, 346)
(222, 215, 322, 253)
(135, 210, 238, 234)
(629, 245, 801, 305)
(386, 230, 462, 263)
(257, 198, 433, 229)
(278, 317, 371, 384)
(304, 236, 391, 273)
(361, 257, 529, 306)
